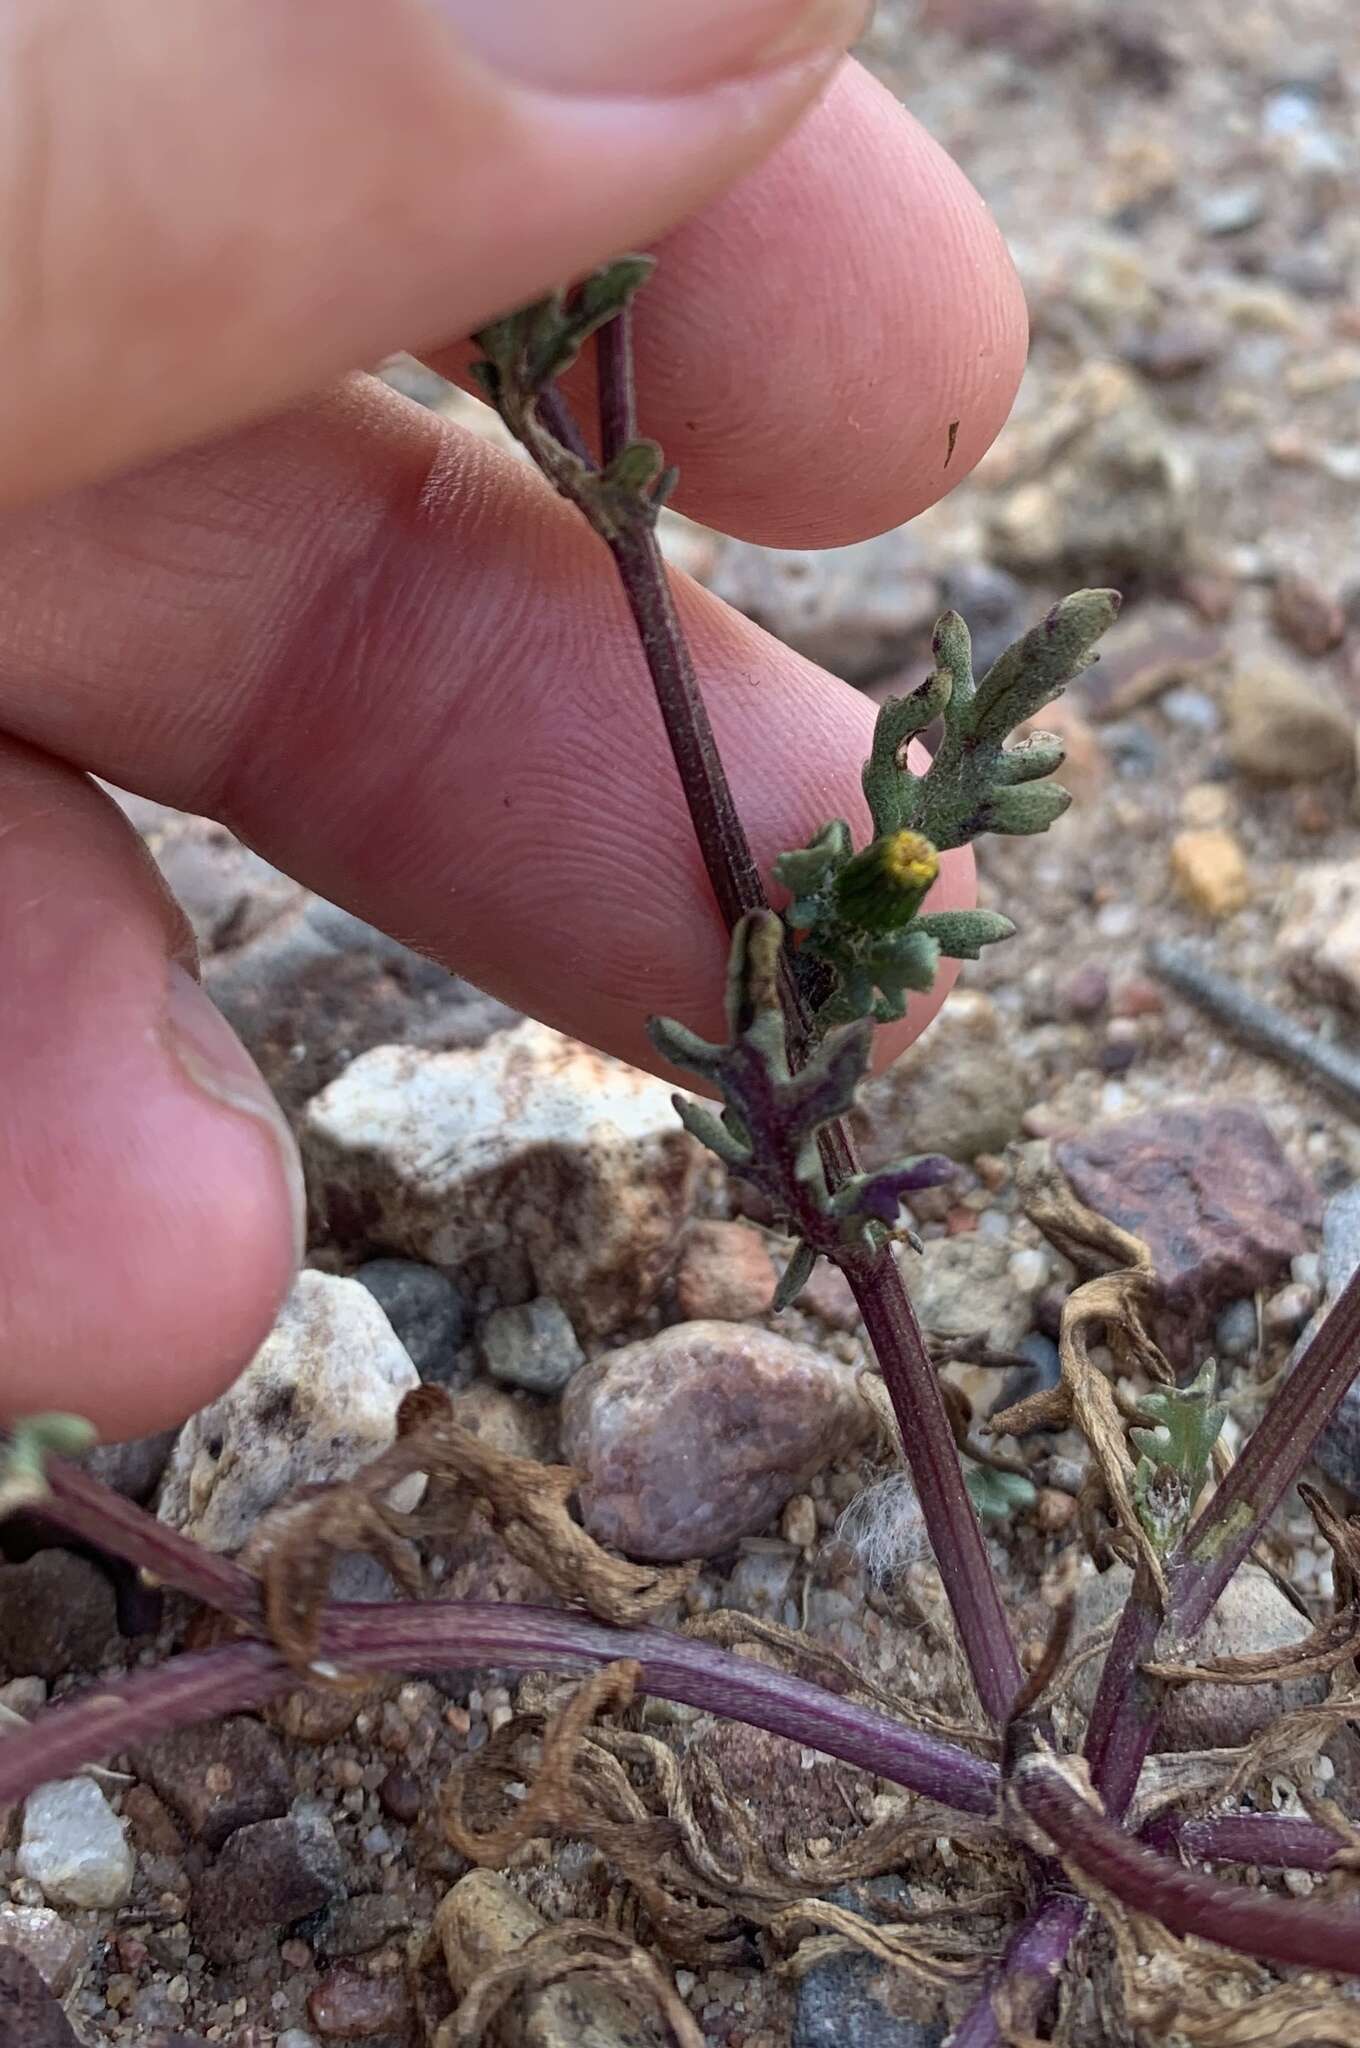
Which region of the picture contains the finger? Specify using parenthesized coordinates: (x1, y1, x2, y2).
(0, 742, 304, 1434)
(0, 383, 975, 1080)
(436, 62, 1028, 545)
(0, 0, 860, 507)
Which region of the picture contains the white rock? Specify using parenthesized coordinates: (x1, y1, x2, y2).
(17, 1779, 133, 1909)
(302, 1023, 698, 1338)
(158, 1270, 419, 1551)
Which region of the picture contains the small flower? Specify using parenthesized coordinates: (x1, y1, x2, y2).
(832, 829, 940, 933)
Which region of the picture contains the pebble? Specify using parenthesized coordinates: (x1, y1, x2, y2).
(795, 1262, 861, 1332)
(77, 1429, 179, 1505)
(158, 1270, 419, 1552)
(310, 1895, 413, 1961)
(0, 1907, 85, 1997)
(673, 1220, 777, 1323)
(854, 992, 1025, 1165)
(561, 1322, 873, 1561)
(1071, 1564, 1322, 1746)
(1160, 686, 1221, 734)
(376, 1770, 421, 1825)
(903, 1236, 1032, 1351)
(1279, 858, 1360, 1015)
(1002, 1332, 1062, 1411)
(435, 1869, 648, 2045)
(1198, 183, 1267, 235)
(725, 1544, 799, 1622)
(1008, 1248, 1050, 1296)
(193, 1812, 345, 1960)
(303, 1023, 698, 1339)
(479, 1296, 584, 1395)
(983, 361, 1196, 583)
(130, 1716, 291, 1850)
(0, 1551, 120, 1681)
(1225, 665, 1354, 783)
(353, 1259, 466, 1380)
(17, 1780, 133, 1909)
(782, 1493, 819, 1549)
(308, 1966, 411, 2040)
(794, 1881, 945, 2047)
(1058, 964, 1109, 1019)
(1264, 1282, 1314, 1339)
(0, 1949, 81, 2047)
(1214, 1297, 1258, 1360)
(1170, 828, 1250, 917)
(1056, 1104, 1319, 1333)
(1271, 574, 1346, 657)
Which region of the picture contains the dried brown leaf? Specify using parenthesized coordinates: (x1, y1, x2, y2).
(257, 1387, 694, 1666)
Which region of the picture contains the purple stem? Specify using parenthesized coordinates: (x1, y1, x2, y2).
(595, 303, 636, 466)
(1086, 1262, 1360, 1822)
(1177, 1261, 1360, 1628)
(36, 1458, 260, 1623)
(0, 1600, 999, 1815)
(1016, 1760, 1360, 1975)
(948, 1890, 1087, 2048)
(590, 322, 1022, 1728)
(1149, 1810, 1352, 1873)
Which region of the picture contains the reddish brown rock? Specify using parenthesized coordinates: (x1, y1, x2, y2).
(308, 1966, 411, 2039)
(0, 1551, 120, 1680)
(131, 1716, 291, 1850)
(1271, 573, 1346, 658)
(1055, 1106, 1319, 1326)
(193, 1812, 345, 1962)
(673, 1221, 776, 1323)
(795, 1262, 862, 1332)
(561, 1323, 873, 1561)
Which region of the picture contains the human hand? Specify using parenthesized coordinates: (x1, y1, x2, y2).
(0, 0, 1026, 1437)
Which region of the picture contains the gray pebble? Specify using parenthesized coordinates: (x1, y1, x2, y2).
(794, 1883, 945, 2047)
(354, 1258, 466, 1379)
(1214, 1297, 1258, 1360)
(480, 1297, 584, 1394)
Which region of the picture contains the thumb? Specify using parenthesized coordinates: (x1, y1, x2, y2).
(0, 741, 304, 1437)
(5, 0, 864, 505)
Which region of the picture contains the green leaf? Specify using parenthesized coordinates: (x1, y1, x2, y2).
(970, 589, 1121, 743)
(0, 1412, 98, 1518)
(967, 1467, 1037, 1523)
(773, 1239, 819, 1311)
(976, 780, 1072, 837)
(604, 438, 666, 495)
(1132, 1361, 1226, 1551)
(911, 909, 1016, 958)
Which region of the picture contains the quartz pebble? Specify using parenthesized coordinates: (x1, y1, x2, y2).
(304, 1023, 698, 1338)
(17, 1780, 133, 1909)
(158, 1270, 419, 1552)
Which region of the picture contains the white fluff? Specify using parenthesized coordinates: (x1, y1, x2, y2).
(836, 1474, 929, 1586)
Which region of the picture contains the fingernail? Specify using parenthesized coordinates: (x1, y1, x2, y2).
(434, 0, 869, 95)
(163, 962, 307, 1267)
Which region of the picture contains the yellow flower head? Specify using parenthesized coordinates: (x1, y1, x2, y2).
(880, 831, 940, 894)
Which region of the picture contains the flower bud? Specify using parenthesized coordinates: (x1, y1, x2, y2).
(833, 830, 940, 933)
